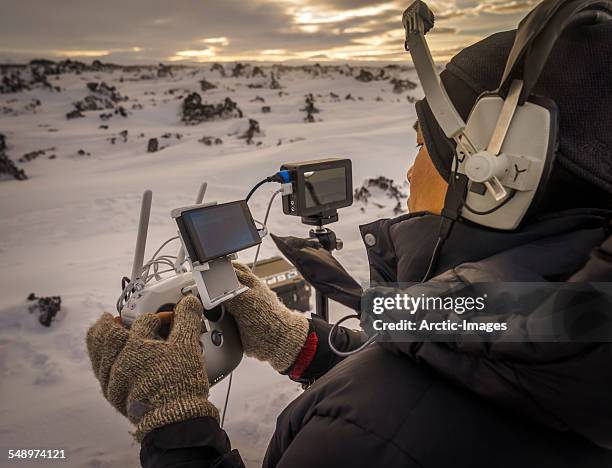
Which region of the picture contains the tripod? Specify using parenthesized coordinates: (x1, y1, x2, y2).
(302, 210, 343, 323)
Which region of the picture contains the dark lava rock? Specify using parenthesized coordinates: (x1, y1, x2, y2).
(0, 155, 27, 180)
(262, 106, 271, 113)
(239, 119, 262, 145)
(1, 66, 61, 94)
(19, 147, 55, 162)
(231, 63, 247, 78)
(250, 96, 265, 103)
(1, 72, 30, 94)
(390, 78, 418, 94)
(86, 81, 126, 103)
(251, 66, 266, 78)
(114, 105, 128, 117)
(147, 138, 159, 153)
(200, 79, 217, 92)
(74, 95, 114, 112)
(77, 149, 91, 156)
(157, 63, 173, 78)
(376, 69, 389, 80)
(181, 93, 243, 125)
(355, 69, 375, 82)
(301, 93, 319, 123)
(211, 63, 226, 77)
(0, 135, 27, 181)
(66, 109, 85, 119)
(69, 81, 127, 118)
(270, 73, 282, 90)
(198, 136, 223, 146)
(354, 176, 407, 214)
(27, 293, 62, 327)
(160, 132, 182, 141)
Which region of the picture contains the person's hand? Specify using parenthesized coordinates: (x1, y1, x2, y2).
(86, 295, 218, 441)
(225, 263, 309, 372)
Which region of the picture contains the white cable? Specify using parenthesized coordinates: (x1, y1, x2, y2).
(251, 189, 282, 274)
(327, 314, 379, 357)
(117, 236, 185, 313)
(151, 236, 179, 260)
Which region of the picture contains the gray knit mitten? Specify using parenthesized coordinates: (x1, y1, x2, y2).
(86, 295, 218, 441)
(225, 263, 310, 372)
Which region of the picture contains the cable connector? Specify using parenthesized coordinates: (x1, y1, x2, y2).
(281, 182, 293, 196)
(271, 170, 291, 183)
(246, 170, 293, 202)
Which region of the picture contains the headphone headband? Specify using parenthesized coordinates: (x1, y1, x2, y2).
(500, 0, 612, 102)
(403, 0, 610, 232)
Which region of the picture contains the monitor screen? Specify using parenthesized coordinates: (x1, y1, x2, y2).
(303, 166, 347, 209)
(179, 201, 261, 263)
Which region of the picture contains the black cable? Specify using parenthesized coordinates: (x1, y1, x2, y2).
(220, 372, 233, 428)
(463, 189, 516, 215)
(245, 178, 272, 202)
(421, 158, 468, 283)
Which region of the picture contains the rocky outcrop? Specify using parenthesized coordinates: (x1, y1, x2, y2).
(390, 78, 418, 94)
(239, 119, 262, 145)
(301, 94, 319, 123)
(27, 293, 62, 327)
(181, 93, 243, 125)
(354, 176, 407, 214)
(147, 138, 159, 153)
(0, 134, 27, 181)
(199, 136, 223, 146)
(200, 79, 217, 92)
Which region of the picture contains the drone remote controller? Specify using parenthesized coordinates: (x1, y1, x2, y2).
(118, 184, 252, 387)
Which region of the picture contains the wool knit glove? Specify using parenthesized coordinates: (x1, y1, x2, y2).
(225, 263, 310, 373)
(86, 295, 218, 441)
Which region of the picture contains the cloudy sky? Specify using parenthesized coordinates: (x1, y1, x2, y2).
(0, 0, 541, 64)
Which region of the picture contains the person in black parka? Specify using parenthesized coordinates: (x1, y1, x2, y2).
(86, 2, 612, 467)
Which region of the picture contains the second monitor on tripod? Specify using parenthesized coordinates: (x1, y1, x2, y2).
(279, 158, 353, 322)
(280, 158, 352, 226)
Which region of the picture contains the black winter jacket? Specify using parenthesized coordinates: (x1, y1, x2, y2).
(141, 210, 612, 468)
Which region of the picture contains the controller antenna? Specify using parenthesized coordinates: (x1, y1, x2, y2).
(131, 190, 153, 283)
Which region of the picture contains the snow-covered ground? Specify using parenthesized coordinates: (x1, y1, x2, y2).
(0, 63, 420, 467)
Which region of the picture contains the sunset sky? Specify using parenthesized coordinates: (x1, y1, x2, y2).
(0, 0, 541, 64)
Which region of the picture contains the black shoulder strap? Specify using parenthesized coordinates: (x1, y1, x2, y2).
(499, 0, 612, 102)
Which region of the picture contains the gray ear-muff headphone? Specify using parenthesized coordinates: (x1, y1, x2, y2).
(404, 0, 612, 231)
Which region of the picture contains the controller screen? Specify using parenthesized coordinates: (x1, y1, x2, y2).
(181, 201, 261, 263)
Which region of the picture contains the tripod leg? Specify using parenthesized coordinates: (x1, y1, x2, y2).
(315, 290, 329, 322)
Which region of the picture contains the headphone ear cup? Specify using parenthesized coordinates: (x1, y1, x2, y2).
(521, 99, 559, 221)
(458, 93, 558, 230)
